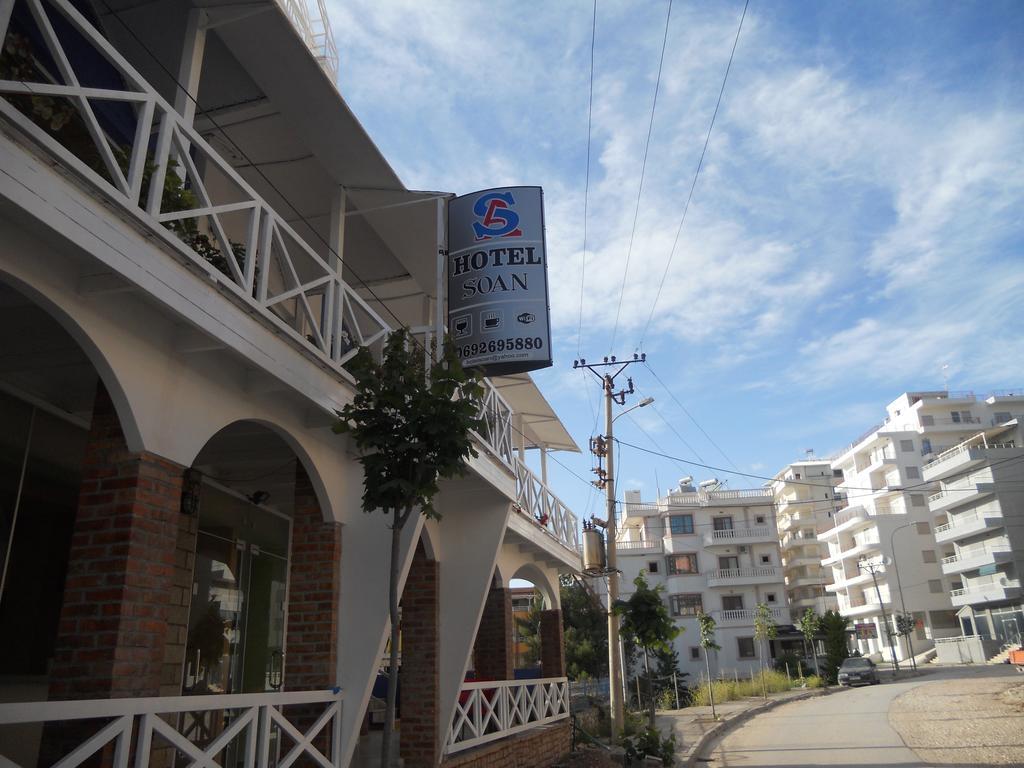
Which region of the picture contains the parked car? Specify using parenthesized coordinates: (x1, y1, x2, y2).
(838, 657, 880, 686)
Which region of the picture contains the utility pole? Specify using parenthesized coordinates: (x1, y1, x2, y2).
(859, 560, 900, 675)
(574, 353, 650, 740)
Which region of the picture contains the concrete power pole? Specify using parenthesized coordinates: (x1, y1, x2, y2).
(574, 353, 651, 740)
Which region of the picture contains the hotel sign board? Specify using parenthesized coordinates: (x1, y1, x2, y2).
(447, 187, 552, 376)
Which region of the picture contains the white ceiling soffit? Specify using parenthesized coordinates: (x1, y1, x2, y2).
(489, 374, 580, 453)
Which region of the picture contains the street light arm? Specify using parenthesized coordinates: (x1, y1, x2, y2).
(611, 396, 655, 425)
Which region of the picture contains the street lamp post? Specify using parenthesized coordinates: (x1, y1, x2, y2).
(890, 522, 918, 671)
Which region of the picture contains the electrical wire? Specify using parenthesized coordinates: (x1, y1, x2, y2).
(639, 0, 749, 347)
(644, 360, 740, 471)
(635, 384, 707, 464)
(608, 0, 673, 354)
(577, 0, 597, 359)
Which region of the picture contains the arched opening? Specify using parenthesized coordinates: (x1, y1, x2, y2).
(509, 565, 558, 677)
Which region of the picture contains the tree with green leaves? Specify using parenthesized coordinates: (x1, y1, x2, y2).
(697, 611, 721, 718)
(613, 573, 680, 728)
(820, 609, 851, 684)
(560, 577, 609, 680)
(798, 608, 822, 679)
(514, 591, 544, 667)
(754, 603, 778, 699)
(333, 329, 483, 768)
(894, 613, 917, 671)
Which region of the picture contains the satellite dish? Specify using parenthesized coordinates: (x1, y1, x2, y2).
(881, 556, 893, 566)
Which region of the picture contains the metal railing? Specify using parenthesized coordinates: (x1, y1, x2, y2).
(515, 460, 580, 553)
(712, 607, 787, 623)
(943, 539, 1012, 566)
(447, 678, 569, 755)
(705, 525, 772, 542)
(951, 576, 1017, 598)
(0, 0, 389, 380)
(0, 689, 344, 768)
(477, 378, 515, 468)
(818, 505, 866, 533)
(665, 488, 771, 507)
(275, 0, 339, 78)
(924, 439, 1017, 470)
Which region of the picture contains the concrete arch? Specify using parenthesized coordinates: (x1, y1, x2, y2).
(510, 562, 558, 610)
(188, 417, 334, 523)
(0, 270, 142, 451)
(418, 521, 438, 562)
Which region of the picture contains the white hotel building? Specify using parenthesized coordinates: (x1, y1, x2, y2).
(616, 482, 788, 681)
(823, 390, 1024, 662)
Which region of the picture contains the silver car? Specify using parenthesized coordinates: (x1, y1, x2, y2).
(838, 657, 880, 686)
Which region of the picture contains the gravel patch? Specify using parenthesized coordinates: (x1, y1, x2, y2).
(889, 671, 1024, 765)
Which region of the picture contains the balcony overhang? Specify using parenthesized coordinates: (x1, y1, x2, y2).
(488, 373, 580, 453)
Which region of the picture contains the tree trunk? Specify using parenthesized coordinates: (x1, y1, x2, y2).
(703, 648, 716, 719)
(381, 510, 404, 768)
(643, 647, 655, 729)
(758, 639, 767, 700)
(811, 637, 821, 680)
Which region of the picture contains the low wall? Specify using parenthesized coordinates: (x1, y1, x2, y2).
(441, 721, 572, 768)
(934, 635, 1002, 664)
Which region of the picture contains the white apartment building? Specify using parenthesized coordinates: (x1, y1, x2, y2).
(925, 412, 1024, 652)
(823, 390, 1023, 663)
(770, 460, 840, 620)
(616, 482, 788, 682)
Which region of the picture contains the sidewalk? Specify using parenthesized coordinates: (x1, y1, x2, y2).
(654, 686, 833, 768)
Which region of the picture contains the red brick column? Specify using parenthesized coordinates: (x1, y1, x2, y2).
(540, 609, 565, 679)
(285, 463, 341, 691)
(47, 383, 186, 701)
(400, 543, 441, 768)
(472, 585, 513, 680)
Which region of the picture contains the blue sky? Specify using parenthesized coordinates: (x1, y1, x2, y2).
(326, 0, 1024, 518)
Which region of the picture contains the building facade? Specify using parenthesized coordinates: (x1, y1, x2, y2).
(925, 413, 1024, 652)
(616, 482, 788, 683)
(823, 390, 1023, 663)
(0, 3, 579, 767)
(770, 460, 840, 621)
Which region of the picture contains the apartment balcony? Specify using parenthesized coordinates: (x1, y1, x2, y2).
(706, 566, 782, 588)
(665, 488, 772, 508)
(622, 501, 662, 525)
(821, 538, 881, 567)
(839, 595, 886, 618)
(950, 577, 1023, 607)
(702, 525, 775, 548)
(781, 529, 821, 549)
(817, 505, 870, 539)
(923, 441, 1020, 482)
(710, 606, 787, 627)
(789, 595, 836, 613)
(918, 415, 983, 432)
(615, 537, 664, 555)
(785, 573, 822, 589)
(512, 460, 581, 567)
(826, 571, 874, 592)
(934, 507, 1004, 543)
(940, 541, 1014, 575)
(928, 483, 995, 514)
(783, 553, 822, 569)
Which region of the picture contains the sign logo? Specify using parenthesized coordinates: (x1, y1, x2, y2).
(517, 312, 536, 325)
(472, 191, 522, 241)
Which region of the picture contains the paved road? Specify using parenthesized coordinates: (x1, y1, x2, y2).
(699, 666, 1021, 767)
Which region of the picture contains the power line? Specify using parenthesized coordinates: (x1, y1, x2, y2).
(608, 0, 673, 354)
(639, 0, 749, 346)
(577, 0, 598, 359)
(635, 384, 707, 464)
(644, 361, 740, 471)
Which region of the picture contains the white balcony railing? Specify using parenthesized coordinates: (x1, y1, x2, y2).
(712, 606, 787, 624)
(447, 678, 569, 755)
(706, 566, 782, 585)
(0, 0, 393, 377)
(0, 1, 531, 477)
(615, 538, 664, 552)
(704, 525, 772, 544)
(515, 460, 580, 553)
(275, 0, 339, 78)
(0, 689, 344, 768)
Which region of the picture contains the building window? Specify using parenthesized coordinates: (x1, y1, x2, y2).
(905, 466, 920, 480)
(670, 593, 703, 616)
(921, 415, 935, 426)
(713, 516, 734, 531)
(900, 439, 915, 452)
(722, 595, 744, 610)
(669, 514, 694, 535)
(718, 555, 739, 571)
(950, 411, 961, 423)
(910, 494, 925, 507)
(916, 522, 930, 534)
(667, 554, 699, 575)
(833, 469, 844, 478)
(766, 593, 776, 603)
(929, 579, 944, 593)
(922, 550, 937, 564)
(921, 438, 932, 454)
(737, 637, 756, 658)
(690, 647, 701, 661)
(755, 515, 766, 524)
(994, 412, 1012, 424)
(648, 561, 659, 574)
(760, 554, 772, 564)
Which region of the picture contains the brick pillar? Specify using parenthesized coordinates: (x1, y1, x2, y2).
(285, 463, 341, 690)
(540, 609, 565, 679)
(47, 383, 186, 701)
(400, 543, 440, 768)
(472, 585, 513, 680)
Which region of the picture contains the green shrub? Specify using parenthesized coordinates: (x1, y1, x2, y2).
(691, 669, 808, 706)
(620, 726, 676, 766)
(802, 675, 824, 689)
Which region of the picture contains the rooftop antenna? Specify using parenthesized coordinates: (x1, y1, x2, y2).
(805, 448, 815, 459)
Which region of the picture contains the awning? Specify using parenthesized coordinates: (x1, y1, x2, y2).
(489, 373, 580, 453)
